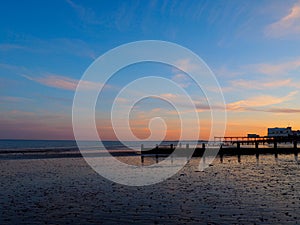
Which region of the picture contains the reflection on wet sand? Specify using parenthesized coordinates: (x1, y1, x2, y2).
(1, 154, 300, 224)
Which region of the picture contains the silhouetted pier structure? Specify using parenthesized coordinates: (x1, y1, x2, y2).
(214, 136, 300, 148)
(140, 136, 300, 163)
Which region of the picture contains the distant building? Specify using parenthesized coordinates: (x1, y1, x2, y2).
(293, 130, 300, 136)
(247, 134, 260, 138)
(268, 127, 293, 137)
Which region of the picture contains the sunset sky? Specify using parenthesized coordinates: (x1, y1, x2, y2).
(1, 0, 300, 140)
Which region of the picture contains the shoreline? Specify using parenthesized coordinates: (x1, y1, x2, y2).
(0, 146, 299, 161)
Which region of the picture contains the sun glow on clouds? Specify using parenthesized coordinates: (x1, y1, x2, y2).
(227, 91, 297, 111)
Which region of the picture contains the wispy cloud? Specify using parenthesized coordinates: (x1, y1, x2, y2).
(0, 110, 73, 140)
(175, 58, 198, 73)
(66, 0, 102, 25)
(171, 58, 202, 88)
(253, 107, 300, 113)
(227, 91, 298, 111)
(1, 37, 96, 59)
(50, 38, 96, 59)
(0, 96, 32, 103)
(214, 58, 300, 89)
(159, 93, 179, 99)
(171, 73, 192, 88)
(0, 44, 28, 51)
(214, 66, 244, 78)
(229, 78, 299, 90)
(247, 58, 300, 76)
(0, 63, 29, 74)
(22, 74, 104, 91)
(265, 0, 300, 38)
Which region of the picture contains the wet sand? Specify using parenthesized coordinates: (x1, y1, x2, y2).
(1, 154, 300, 224)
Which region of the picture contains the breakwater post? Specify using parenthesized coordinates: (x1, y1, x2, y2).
(255, 141, 259, 162)
(219, 145, 224, 163)
(294, 140, 298, 158)
(255, 141, 259, 161)
(237, 142, 241, 163)
(274, 141, 278, 160)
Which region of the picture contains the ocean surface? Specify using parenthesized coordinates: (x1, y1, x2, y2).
(0, 139, 203, 152)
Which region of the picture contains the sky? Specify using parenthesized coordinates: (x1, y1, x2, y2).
(1, 0, 300, 140)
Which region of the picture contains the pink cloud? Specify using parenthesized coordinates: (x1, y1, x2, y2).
(174, 58, 198, 73)
(255, 107, 300, 113)
(227, 91, 298, 111)
(0, 110, 74, 140)
(0, 96, 32, 103)
(171, 73, 192, 88)
(23, 74, 104, 91)
(229, 78, 296, 89)
(252, 59, 300, 76)
(265, 1, 300, 38)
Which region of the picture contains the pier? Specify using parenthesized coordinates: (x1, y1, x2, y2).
(140, 136, 300, 163)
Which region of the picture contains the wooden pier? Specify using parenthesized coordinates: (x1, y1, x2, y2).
(140, 136, 300, 163)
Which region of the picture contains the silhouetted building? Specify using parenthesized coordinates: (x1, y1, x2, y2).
(268, 127, 293, 137)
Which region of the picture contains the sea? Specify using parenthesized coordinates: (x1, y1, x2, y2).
(0, 139, 294, 153)
(0, 139, 203, 152)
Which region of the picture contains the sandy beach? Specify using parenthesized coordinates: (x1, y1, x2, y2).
(1, 154, 300, 224)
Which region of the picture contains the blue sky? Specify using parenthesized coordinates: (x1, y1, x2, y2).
(1, 0, 300, 140)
